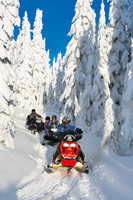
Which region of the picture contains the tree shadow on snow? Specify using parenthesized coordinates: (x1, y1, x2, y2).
(0, 184, 18, 200)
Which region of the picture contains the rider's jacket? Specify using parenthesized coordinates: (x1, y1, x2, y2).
(27, 113, 42, 120)
(44, 120, 60, 135)
(56, 124, 83, 141)
(47, 121, 60, 130)
(26, 113, 42, 125)
(56, 124, 76, 133)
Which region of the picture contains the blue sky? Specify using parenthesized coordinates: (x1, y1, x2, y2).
(14, 0, 110, 64)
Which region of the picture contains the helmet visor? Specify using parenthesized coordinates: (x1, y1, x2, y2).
(62, 121, 70, 126)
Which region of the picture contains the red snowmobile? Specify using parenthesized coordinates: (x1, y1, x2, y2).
(47, 131, 89, 174)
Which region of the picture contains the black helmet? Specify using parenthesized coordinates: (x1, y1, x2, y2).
(52, 115, 57, 120)
(62, 116, 71, 126)
(32, 109, 36, 113)
(45, 116, 50, 121)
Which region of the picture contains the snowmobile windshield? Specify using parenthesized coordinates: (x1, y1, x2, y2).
(57, 130, 76, 142)
(64, 134, 75, 142)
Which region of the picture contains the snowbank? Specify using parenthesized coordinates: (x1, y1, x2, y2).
(0, 109, 133, 200)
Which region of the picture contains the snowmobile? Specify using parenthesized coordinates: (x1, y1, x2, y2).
(42, 124, 59, 146)
(26, 116, 44, 134)
(46, 130, 89, 174)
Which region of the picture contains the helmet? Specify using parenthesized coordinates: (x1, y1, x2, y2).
(31, 109, 36, 113)
(45, 116, 50, 121)
(52, 115, 57, 120)
(62, 116, 71, 126)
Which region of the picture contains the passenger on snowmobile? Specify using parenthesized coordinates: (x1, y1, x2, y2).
(44, 115, 60, 140)
(44, 116, 50, 128)
(48, 115, 60, 128)
(41, 116, 51, 145)
(52, 116, 85, 164)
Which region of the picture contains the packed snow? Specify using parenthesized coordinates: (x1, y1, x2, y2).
(0, 109, 133, 200)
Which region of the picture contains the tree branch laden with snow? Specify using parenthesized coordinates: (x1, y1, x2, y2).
(0, 0, 20, 148)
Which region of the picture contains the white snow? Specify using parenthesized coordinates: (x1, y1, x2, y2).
(0, 108, 133, 200)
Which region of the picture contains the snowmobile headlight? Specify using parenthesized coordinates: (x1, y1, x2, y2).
(63, 143, 69, 147)
(51, 128, 57, 132)
(70, 143, 76, 147)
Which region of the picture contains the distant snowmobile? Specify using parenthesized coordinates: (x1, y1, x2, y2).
(42, 124, 60, 146)
(26, 116, 44, 134)
(46, 130, 89, 174)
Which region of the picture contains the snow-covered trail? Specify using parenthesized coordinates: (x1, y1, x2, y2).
(13, 109, 133, 200)
(17, 170, 106, 200)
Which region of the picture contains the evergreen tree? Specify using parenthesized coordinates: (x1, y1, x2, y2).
(127, 1, 133, 62)
(0, 0, 20, 148)
(60, 0, 96, 126)
(53, 54, 68, 113)
(51, 57, 58, 101)
(91, 0, 114, 142)
(53, 52, 64, 112)
(47, 67, 54, 109)
(32, 9, 48, 107)
(127, 1, 133, 39)
(16, 12, 35, 108)
(43, 50, 51, 107)
(47, 58, 56, 109)
(120, 39, 133, 155)
(107, 0, 129, 150)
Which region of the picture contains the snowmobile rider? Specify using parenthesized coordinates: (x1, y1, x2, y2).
(49, 115, 60, 127)
(56, 116, 82, 134)
(26, 109, 42, 125)
(44, 115, 60, 139)
(52, 116, 85, 164)
(42, 116, 51, 144)
(46, 115, 60, 132)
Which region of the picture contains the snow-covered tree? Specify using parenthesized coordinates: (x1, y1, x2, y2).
(127, 1, 133, 63)
(46, 58, 56, 109)
(120, 39, 133, 155)
(43, 50, 51, 107)
(91, 0, 114, 143)
(0, 0, 20, 148)
(47, 55, 63, 110)
(32, 9, 48, 107)
(53, 52, 64, 112)
(47, 67, 54, 109)
(107, 0, 129, 147)
(127, 1, 133, 39)
(60, 0, 96, 127)
(16, 12, 35, 108)
(50, 54, 68, 113)
(51, 57, 58, 99)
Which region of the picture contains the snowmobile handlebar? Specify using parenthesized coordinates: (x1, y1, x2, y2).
(55, 130, 82, 142)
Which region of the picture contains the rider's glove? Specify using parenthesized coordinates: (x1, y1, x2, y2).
(75, 128, 83, 134)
